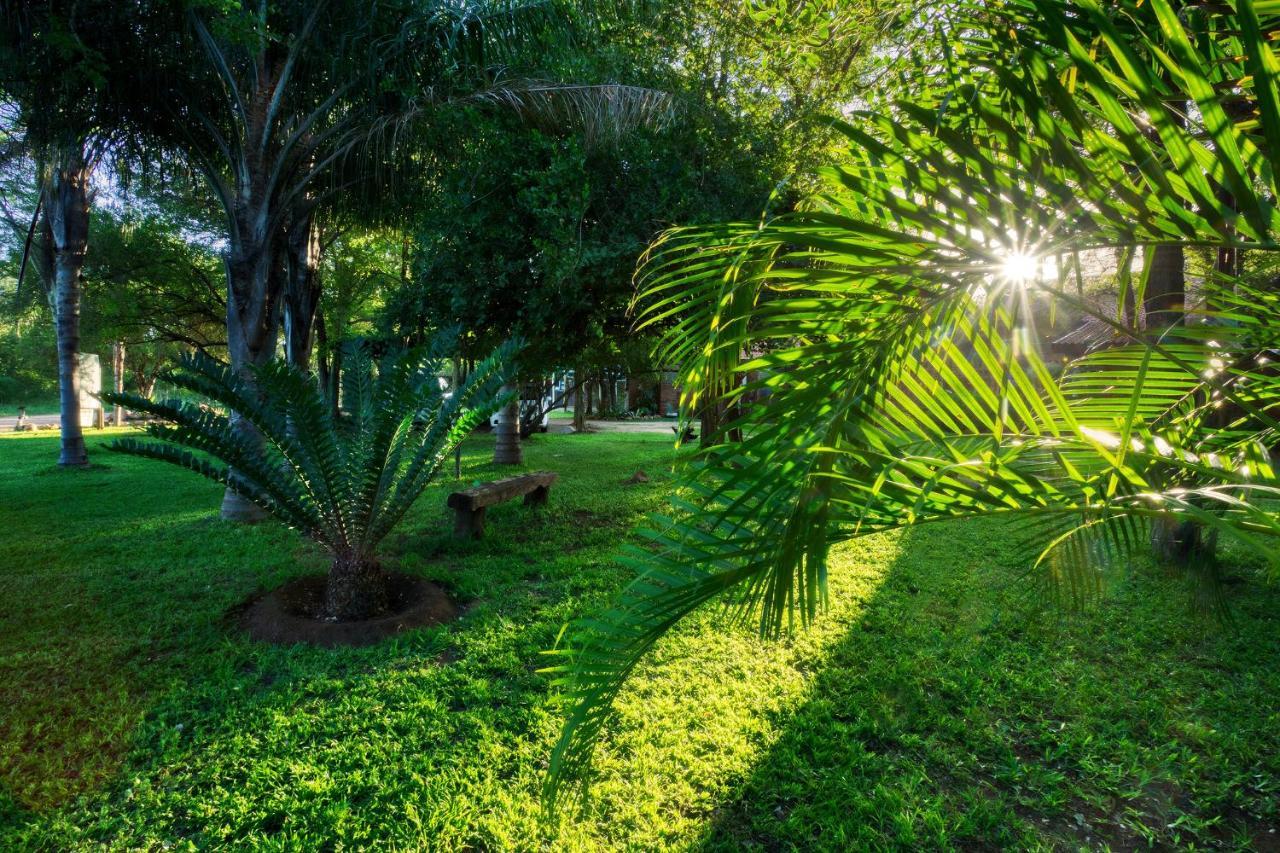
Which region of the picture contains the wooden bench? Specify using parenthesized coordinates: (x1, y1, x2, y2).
(447, 471, 557, 539)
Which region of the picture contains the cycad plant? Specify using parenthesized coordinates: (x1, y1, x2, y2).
(543, 0, 1280, 801)
(102, 342, 513, 621)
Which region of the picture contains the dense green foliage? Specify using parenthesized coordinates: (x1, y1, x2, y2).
(545, 0, 1280, 797)
(1, 429, 1278, 848)
(383, 0, 900, 375)
(3, 0, 1280, 847)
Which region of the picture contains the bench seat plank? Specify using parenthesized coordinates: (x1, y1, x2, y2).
(447, 471, 557, 538)
(447, 472, 558, 512)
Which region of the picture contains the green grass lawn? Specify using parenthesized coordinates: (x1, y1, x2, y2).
(1, 429, 1278, 849)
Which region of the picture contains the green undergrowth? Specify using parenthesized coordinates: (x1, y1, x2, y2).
(0, 429, 1277, 849)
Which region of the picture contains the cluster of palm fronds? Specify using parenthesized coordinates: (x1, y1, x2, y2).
(101, 341, 514, 619)
(543, 0, 1280, 802)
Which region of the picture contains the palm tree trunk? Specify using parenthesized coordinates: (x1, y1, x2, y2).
(1145, 244, 1185, 331)
(111, 341, 125, 426)
(1145, 229, 1213, 565)
(315, 311, 332, 404)
(43, 147, 93, 467)
(220, 236, 285, 522)
(329, 331, 343, 420)
(494, 384, 523, 465)
(325, 552, 387, 620)
(283, 207, 321, 371)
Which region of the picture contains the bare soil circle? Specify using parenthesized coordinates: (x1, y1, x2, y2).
(240, 571, 457, 647)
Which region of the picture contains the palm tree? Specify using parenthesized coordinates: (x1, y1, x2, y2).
(36, 141, 96, 466)
(542, 0, 1280, 802)
(493, 387, 524, 465)
(102, 341, 514, 620)
(1, 1, 162, 465)
(133, 1, 668, 511)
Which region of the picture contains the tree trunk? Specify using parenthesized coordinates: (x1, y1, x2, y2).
(1145, 244, 1185, 332)
(329, 332, 342, 419)
(283, 207, 321, 371)
(220, 234, 285, 522)
(493, 384, 523, 465)
(699, 403, 719, 449)
(315, 311, 332, 406)
(325, 552, 387, 620)
(135, 371, 156, 400)
(572, 367, 587, 432)
(43, 147, 93, 467)
(453, 358, 464, 477)
(1151, 517, 1215, 565)
(111, 341, 125, 426)
(1117, 249, 1138, 329)
(1146, 234, 1207, 563)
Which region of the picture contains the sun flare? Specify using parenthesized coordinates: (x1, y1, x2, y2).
(999, 251, 1040, 285)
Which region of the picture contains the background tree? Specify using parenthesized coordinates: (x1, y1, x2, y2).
(0, 1, 158, 463)
(385, 0, 896, 450)
(126, 0, 670, 508)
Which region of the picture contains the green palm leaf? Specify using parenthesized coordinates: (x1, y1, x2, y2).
(544, 0, 1280, 805)
(102, 340, 514, 621)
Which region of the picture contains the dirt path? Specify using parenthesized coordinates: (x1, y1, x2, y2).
(0, 413, 60, 431)
(547, 418, 677, 435)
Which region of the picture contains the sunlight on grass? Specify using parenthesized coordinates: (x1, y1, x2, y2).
(1, 430, 1278, 848)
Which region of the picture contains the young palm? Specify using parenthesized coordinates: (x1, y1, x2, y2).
(102, 342, 514, 620)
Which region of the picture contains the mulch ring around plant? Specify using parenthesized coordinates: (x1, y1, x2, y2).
(239, 571, 457, 647)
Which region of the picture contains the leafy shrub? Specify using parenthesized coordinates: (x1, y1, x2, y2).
(103, 343, 513, 620)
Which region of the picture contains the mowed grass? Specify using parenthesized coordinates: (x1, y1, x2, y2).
(1, 428, 1278, 849)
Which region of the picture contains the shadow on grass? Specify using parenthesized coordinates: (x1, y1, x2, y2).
(694, 522, 1280, 851)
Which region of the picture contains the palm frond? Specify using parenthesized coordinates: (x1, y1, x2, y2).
(103, 341, 514, 566)
(544, 0, 1280, 805)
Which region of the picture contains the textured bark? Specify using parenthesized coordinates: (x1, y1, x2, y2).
(283, 207, 321, 370)
(42, 148, 93, 467)
(493, 385, 523, 465)
(183, 39, 290, 520)
(111, 342, 125, 426)
(325, 553, 388, 621)
(220, 236, 285, 522)
(572, 365, 587, 432)
(1145, 244, 1185, 331)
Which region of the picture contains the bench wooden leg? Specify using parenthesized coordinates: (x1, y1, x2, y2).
(523, 485, 550, 508)
(454, 506, 486, 539)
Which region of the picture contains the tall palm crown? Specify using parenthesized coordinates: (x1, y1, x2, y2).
(544, 0, 1280, 801)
